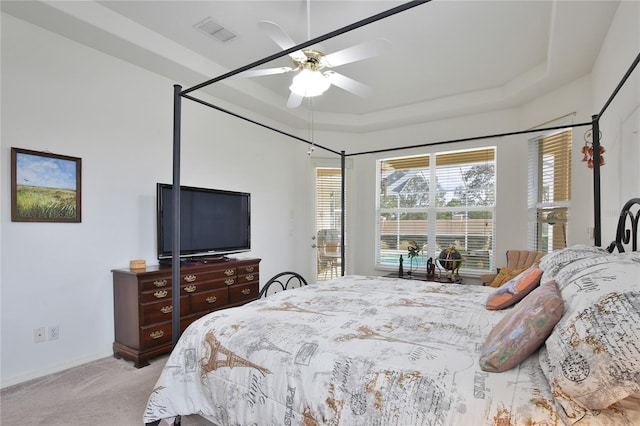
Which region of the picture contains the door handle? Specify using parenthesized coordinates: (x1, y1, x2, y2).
(311, 244, 317, 248)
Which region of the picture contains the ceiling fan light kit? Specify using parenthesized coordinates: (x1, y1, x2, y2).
(290, 68, 330, 97)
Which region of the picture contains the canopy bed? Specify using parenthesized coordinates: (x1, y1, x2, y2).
(145, 1, 640, 424)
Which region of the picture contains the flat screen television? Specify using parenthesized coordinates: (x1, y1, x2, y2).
(156, 183, 251, 261)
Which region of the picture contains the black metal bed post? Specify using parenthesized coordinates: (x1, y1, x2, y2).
(171, 85, 182, 346)
(340, 150, 346, 276)
(591, 115, 602, 247)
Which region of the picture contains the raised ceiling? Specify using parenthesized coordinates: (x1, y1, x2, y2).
(2, 0, 620, 132)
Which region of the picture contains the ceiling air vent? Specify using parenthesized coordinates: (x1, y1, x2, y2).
(194, 17, 237, 43)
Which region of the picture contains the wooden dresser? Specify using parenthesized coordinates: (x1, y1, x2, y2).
(112, 258, 260, 368)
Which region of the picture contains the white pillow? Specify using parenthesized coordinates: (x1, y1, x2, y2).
(539, 253, 640, 423)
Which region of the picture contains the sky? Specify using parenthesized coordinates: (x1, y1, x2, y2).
(16, 152, 77, 190)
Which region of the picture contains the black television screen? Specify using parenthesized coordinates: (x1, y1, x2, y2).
(157, 183, 251, 260)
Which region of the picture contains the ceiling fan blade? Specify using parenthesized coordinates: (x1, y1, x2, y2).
(322, 39, 391, 68)
(233, 67, 293, 79)
(324, 71, 372, 98)
(286, 91, 304, 109)
(258, 20, 307, 62)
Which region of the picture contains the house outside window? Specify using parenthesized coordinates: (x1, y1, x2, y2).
(527, 129, 572, 252)
(377, 147, 496, 273)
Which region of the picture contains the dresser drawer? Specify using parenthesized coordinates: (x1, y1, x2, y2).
(190, 288, 229, 313)
(238, 263, 259, 275)
(140, 287, 173, 304)
(181, 277, 231, 295)
(139, 276, 172, 292)
(237, 272, 259, 284)
(181, 267, 236, 285)
(138, 267, 235, 292)
(139, 315, 200, 349)
(141, 297, 189, 325)
(229, 282, 259, 304)
(140, 322, 173, 349)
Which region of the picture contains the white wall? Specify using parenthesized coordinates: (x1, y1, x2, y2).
(1, 14, 308, 387)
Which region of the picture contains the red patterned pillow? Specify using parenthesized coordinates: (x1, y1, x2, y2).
(485, 266, 543, 310)
(480, 280, 563, 372)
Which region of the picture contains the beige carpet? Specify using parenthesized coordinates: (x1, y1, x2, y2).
(0, 355, 212, 426)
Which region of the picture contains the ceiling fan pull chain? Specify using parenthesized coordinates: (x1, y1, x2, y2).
(307, 0, 311, 41)
(308, 97, 315, 155)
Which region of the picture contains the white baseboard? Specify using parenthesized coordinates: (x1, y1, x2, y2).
(0, 350, 114, 389)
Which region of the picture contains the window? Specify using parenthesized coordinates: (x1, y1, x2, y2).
(377, 148, 496, 273)
(527, 129, 572, 252)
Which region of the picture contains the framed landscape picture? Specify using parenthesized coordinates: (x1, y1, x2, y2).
(11, 147, 82, 222)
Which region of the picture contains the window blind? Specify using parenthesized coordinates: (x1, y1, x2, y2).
(316, 168, 343, 278)
(527, 129, 572, 251)
(378, 155, 430, 269)
(434, 148, 495, 271)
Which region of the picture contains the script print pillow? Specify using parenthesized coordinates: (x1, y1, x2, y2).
(539, 253, 640, 423)
(539, 245, 611, 288)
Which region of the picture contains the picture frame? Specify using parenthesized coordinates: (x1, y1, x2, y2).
(11, 147, 82, 222)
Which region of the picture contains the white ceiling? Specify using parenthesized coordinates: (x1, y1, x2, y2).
(2, 0, 620, 132)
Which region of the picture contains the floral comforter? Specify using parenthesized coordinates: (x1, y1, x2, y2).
(144, 275, 635, 425)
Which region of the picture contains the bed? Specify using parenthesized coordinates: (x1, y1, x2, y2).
(144, 199, 640, 426)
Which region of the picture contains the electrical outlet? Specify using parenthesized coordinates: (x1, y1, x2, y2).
(34, 327, 46, 343)
(48, 326, 59, 341)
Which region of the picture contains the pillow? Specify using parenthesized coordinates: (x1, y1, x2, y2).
(539, 245, 611, 286)
(485, 266, 543, 310)
(539, 255, 640, 420)
(480, 280, 563, 373)
(488, 267, 525, 287)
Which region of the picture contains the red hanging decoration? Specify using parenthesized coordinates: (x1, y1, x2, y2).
(581, 145, 589, 162)
(583, 129, 605, 169)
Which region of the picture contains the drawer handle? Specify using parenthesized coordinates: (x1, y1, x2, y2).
(161, 306, 172, 314)
(184, 285, 197, 293)
(154, 279, 167, 287)
(245, 274, 255, 281)
(150, 330, 164, 339)
(225, 278, 235, 286)
(154, 290, 168, 299)
(206, 296, 217, 304)
(224, 269, 235, 276)
(184, 274, 197, 283)
(242, 288, 251, 295)
(245, 266, 254, 272)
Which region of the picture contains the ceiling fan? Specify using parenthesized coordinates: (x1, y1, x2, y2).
(235, 18, 391, 108)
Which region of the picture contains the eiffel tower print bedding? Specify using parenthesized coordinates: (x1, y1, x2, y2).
(144, 258, 640, 425)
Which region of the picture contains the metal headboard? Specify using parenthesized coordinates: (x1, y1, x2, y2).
(259, 271, 309, 298)
(606, 198, 640, 253)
